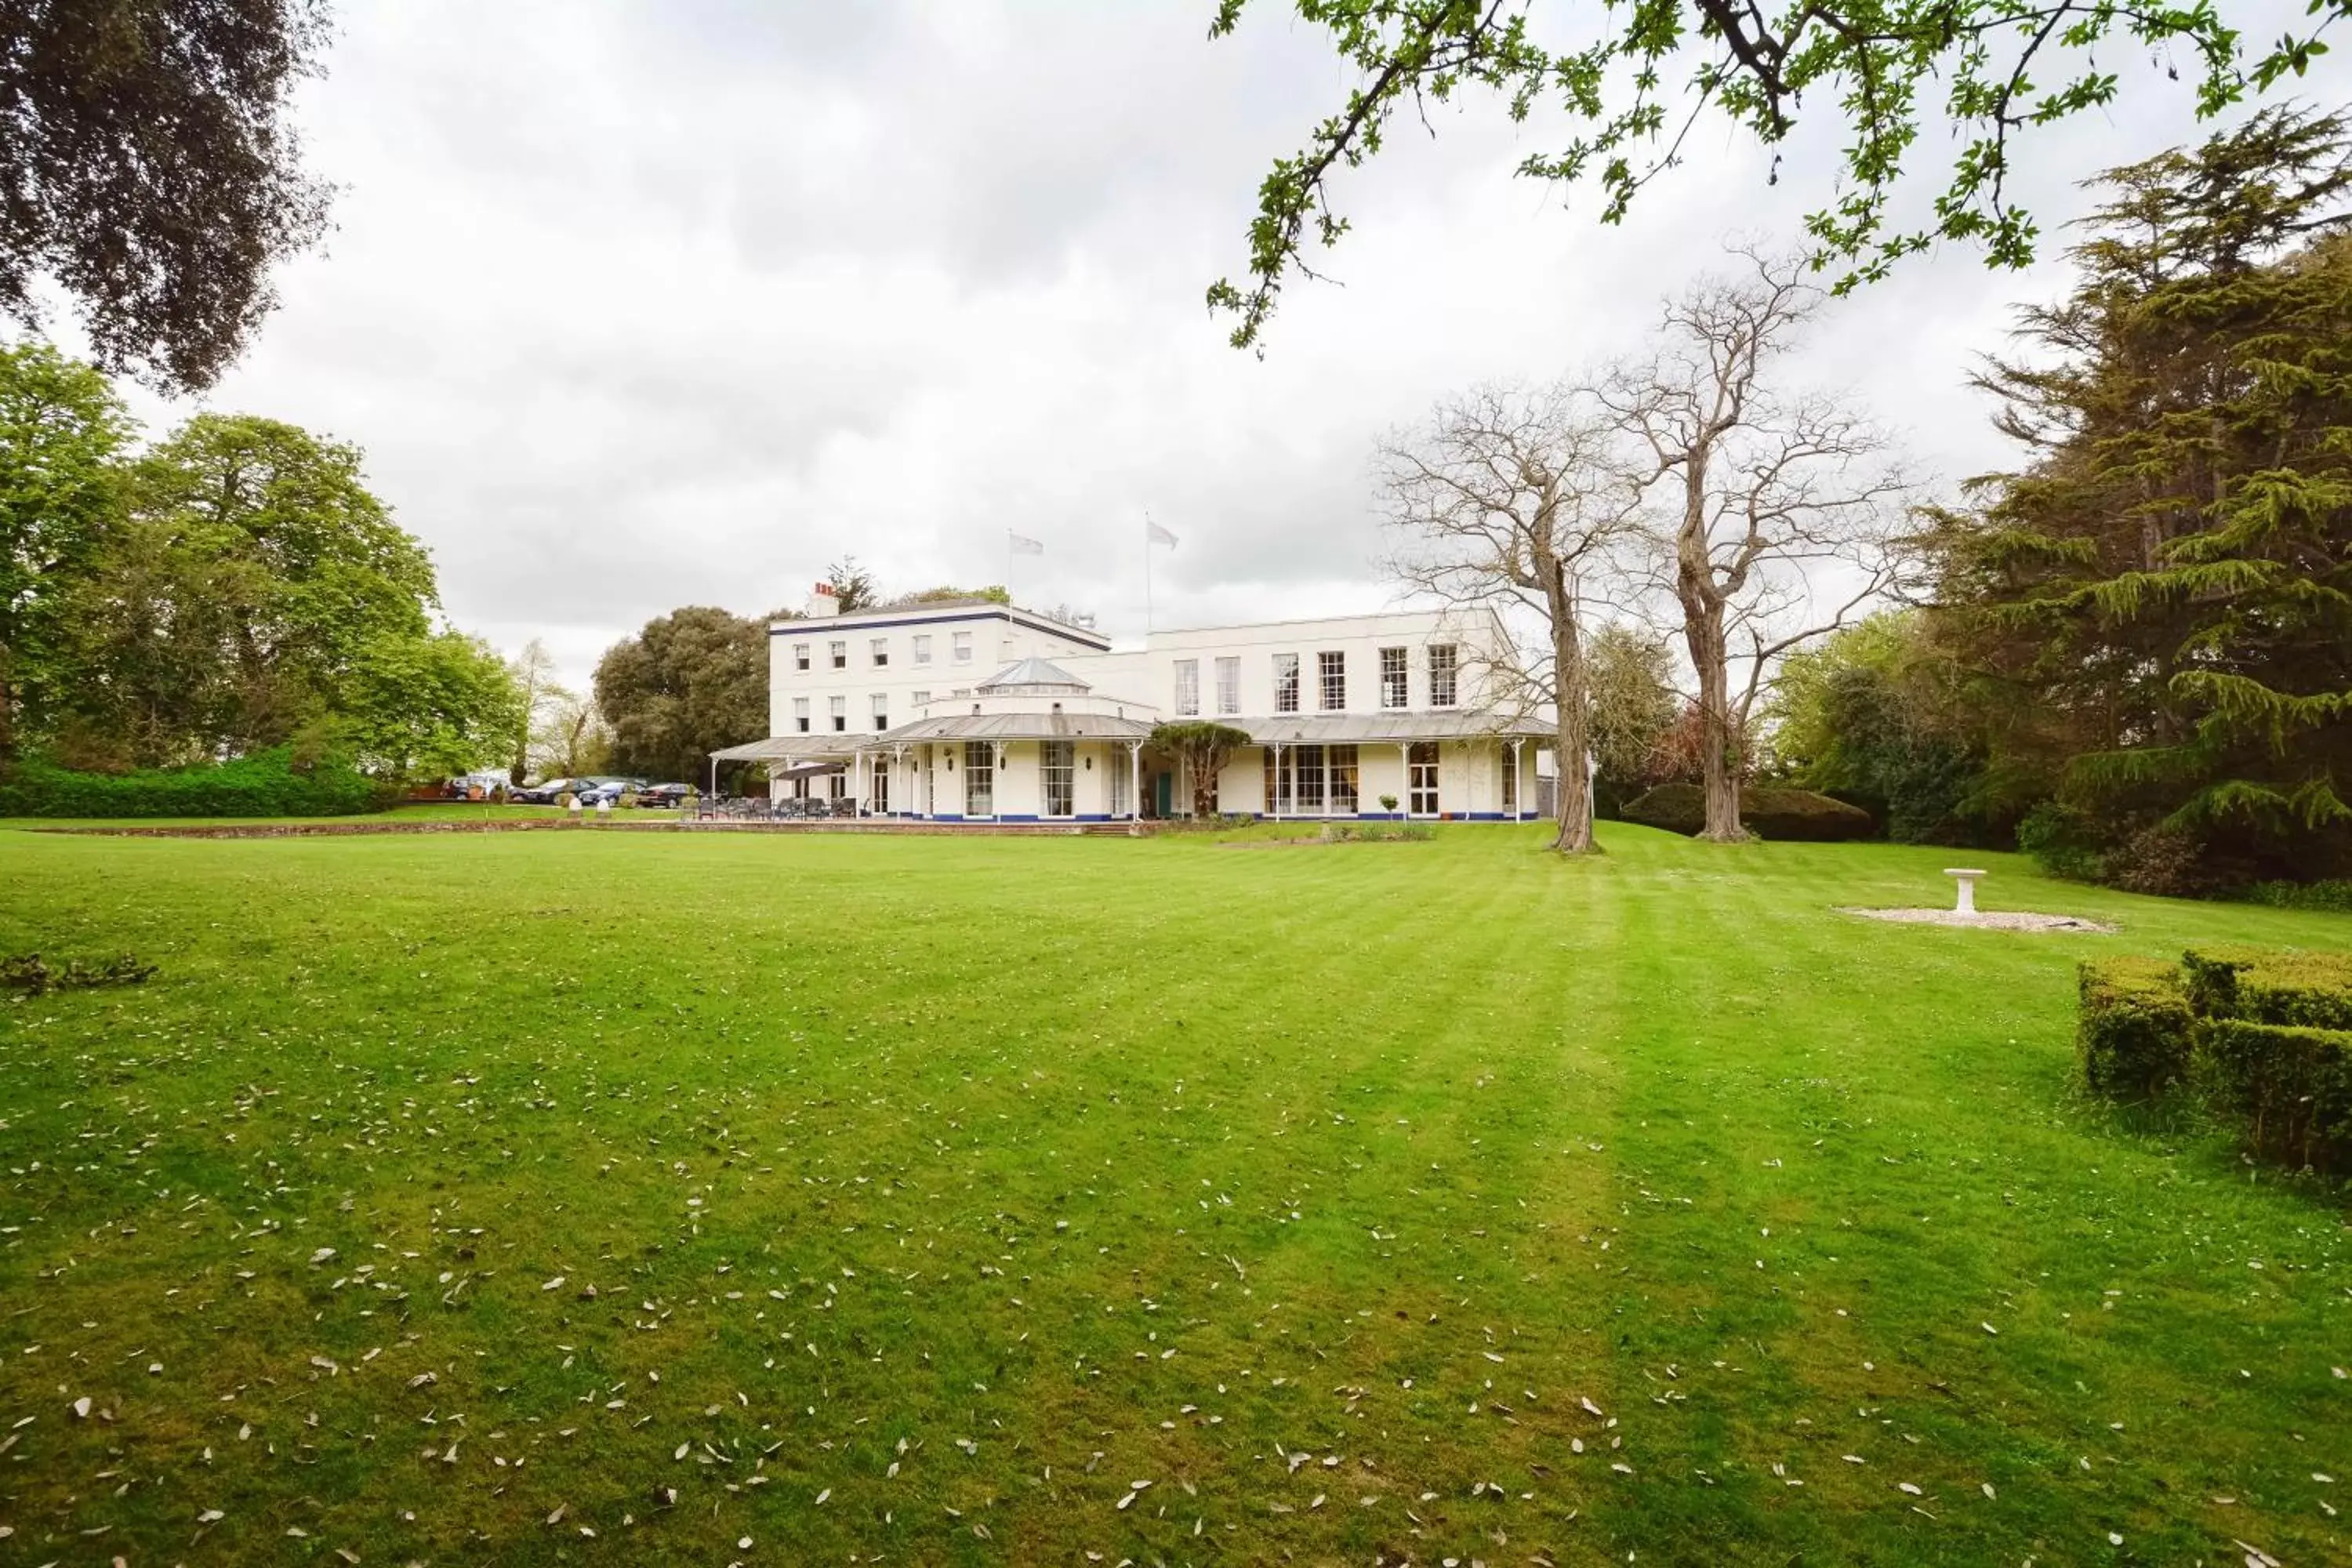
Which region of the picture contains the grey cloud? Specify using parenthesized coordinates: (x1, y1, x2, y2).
(107, 0, 2352, 695)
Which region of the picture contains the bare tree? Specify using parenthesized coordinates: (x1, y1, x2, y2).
(1379, 383, 1643, 853)
(505, 637, 566, 786)
(1602, 253, 1909, 840)
(535, 690, 611, 780)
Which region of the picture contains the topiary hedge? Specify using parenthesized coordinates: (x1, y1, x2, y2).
(2078, 945, 2352, 1174)
(2198, 1017, 2352, 1173)
(1621, 783, 1875, 841)
(2077, 956, 2195, 1097)
(0, 749, 395, 818)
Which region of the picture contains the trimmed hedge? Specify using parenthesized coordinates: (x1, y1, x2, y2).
(2180, 946, 2352, 1030)
(2078, 945, 2352, 1174)
(0, 750, 395, 818)
(1621, 783, 1876, 841)
(2077, 956, 2194, 1097)
(2198, 1018, 2352, 1173)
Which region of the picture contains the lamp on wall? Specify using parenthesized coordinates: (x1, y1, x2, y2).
(1083, 756, 1092, 771)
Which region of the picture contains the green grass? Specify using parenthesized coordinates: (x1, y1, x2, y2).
(0, 803, 677, 830)
(0, 823, 2344, 1566)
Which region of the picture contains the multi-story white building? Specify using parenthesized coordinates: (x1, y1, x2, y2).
(712, 587, 1548, 822)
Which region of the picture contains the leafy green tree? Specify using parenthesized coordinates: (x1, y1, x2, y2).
(335, 630, 524, 781)
(60, 413, 437, 761)
(0, 0, 333, 390)
(1767, 611, 2016, 844)
(593, 606, 768, 782)
(1922, 107, 2352, 884)
(0, 339, 131, 760)
(1208, 0, 2336, 349)
(1585, 623, 1678, 815)
(1149, 720, 1253, 818)
(825, 554, 880, 613)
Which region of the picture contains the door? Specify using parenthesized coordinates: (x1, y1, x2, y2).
(1041, 741, 1074, 818)
(871, 758, 890, 815)
(1408, 742, 1440, 816)
(1153, 770, 1173, 818)
(964, 741, 993, 817)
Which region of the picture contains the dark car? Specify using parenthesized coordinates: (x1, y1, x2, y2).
(510, 777, 579, 804)
(574, 777, 648, 807)
(637, 783, 690, 807)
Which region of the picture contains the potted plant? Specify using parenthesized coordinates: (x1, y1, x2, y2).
(1377, 793, 1399, 817)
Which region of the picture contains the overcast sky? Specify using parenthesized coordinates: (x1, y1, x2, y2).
(95, 0, 2352, 688)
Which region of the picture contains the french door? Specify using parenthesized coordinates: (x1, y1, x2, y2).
(964, 741, 994, 817)
(1408, 742, 1440, 816)
(871, 758, 890, 815)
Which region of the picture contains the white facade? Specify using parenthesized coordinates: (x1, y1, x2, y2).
(735, 598, 1547, 822)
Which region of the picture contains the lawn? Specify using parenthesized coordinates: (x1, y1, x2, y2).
(0, 823, 2343, 1566)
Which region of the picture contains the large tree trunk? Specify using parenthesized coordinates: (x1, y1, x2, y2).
(1548, 572, 1599, 854)
(0, 645, 14, 766)
(1683, 605, 1744, 840)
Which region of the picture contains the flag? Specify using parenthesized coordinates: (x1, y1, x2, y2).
(1146, 518, 1178, 550)
(1007, 532, 1044, 556)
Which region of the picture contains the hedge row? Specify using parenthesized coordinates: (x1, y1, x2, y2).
(0, 750, 397, 818)
(1621, 783, 1876, 841)
(2078, 947, 2352, 1174)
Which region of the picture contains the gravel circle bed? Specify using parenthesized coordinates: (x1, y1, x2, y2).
(1838, 906, 2118, 934)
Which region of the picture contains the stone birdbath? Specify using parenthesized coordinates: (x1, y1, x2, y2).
(1944, 867, 1988, 916)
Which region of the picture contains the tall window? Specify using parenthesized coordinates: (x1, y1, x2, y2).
(829, 695, 846, 732)
(1408, 740, 1440, 814)
(1318, 650, 1345, 710)
(953, 630, 973, 663)
(913, 633, 932, 663)
(871, 693, 889, 731)
(1109, 749, 1131, 816)
(964, 741, 993, 815)
(793, 697, 810, 734)
(1501, 747, 1518, 813)
(1428, 644, 1457, 708)
(1261, 746, 1340, 814)
(1041, 740, 1075, 817)
(1173, 659, 1200, 716)
(793, 642, 811, 672)
(1214, 656, 1240, 715)
(829, 640, 848, 670)
(1294, 744, 1326, 815)
(1380, 646, 1407, 709)
(1330, 744, 1359, 814)
(870, 637, 888, 667)
(1273, 653, 1300, 713)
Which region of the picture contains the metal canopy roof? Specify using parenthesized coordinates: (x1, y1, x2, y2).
(1230, 712, 1552, 745)
(707, 737, 854, 763)
(873, 710, 1155, 745)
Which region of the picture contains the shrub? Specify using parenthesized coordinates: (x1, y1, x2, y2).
(0, 749, 394, 818)
(2077, 956, 2196, 1097)
(2182, 947, 2352, 1031)
(2238, 879, 2352, 913)
(2197, 1018, 2352, 1174)
(2077, 943, 2352, 1174)
(2016, 800, 2105, 881)
(1620, 783, 1875, 841)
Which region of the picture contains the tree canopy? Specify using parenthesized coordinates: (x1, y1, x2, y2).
(593, 606, 768, 782)
(1921, 105, 2352, 888)
(2, 349, 520, 783)
(1209, 0, 2339, 350)
(0, 338, 129, 757)
(1, 0, 334, 390)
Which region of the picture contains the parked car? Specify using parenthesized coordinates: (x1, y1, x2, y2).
(441, 771, 510, 800)
(574, 777, 648, 807)
(510, 777, 579, 804)
(637, 782, 690, 807)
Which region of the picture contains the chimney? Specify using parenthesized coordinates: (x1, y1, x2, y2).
(804, 581, 840, 619)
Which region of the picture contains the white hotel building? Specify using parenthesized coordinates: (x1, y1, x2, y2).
(712, 590, 1548, 823)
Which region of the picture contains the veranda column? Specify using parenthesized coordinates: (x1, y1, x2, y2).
(1272, 742, 1283, 823)
(1128, 741, 1142, 821)
(1399, 742, 1411, 818)
(1510, 738, 1524, 822)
